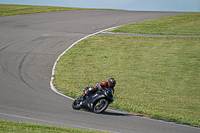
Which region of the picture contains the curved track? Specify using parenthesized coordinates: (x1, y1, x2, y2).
(0, 10, 199, 133)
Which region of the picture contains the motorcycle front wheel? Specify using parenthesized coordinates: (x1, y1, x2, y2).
(72, 96, 82, 110)
(93, 99, 109, 114)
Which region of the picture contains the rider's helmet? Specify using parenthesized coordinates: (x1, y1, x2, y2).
(108, 78, 116, 88)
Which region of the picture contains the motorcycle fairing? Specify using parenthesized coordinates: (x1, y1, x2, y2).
(81, 91, 106, 111)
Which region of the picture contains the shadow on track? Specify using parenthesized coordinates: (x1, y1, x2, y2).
(101, 111, 131, 116)
(80, 108, 131, 116)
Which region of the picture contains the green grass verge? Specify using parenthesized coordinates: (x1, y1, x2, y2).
(53, 12, 200, 126)
(0, 120, 106, 133)
(0, 4, 107, 17)
(54, 35, 200, 126)
(110, 13, 200, 35)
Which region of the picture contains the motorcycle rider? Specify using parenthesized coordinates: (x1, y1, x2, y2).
(82, 78, 116, 99)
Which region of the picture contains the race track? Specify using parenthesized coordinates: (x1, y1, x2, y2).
(0, 10, 199, 133)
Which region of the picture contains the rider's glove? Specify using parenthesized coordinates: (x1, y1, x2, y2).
(98, 85, 102, 91)
(88, 87, 93, 92)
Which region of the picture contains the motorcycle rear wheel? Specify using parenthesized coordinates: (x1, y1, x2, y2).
(93, 99, 109, 114)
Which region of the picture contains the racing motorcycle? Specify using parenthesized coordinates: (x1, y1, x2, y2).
(72, 87, 114, 114)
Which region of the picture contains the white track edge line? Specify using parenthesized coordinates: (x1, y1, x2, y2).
(50, 26, 120, 100)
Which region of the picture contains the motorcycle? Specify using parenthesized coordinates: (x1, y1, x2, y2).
(72, 87, 114, 114)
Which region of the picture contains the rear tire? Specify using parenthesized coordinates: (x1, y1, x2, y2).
(93, 99, 109, 114)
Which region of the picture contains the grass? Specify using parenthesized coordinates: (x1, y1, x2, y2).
(53, 35, 200, 126)
(110, 13, 200, 35)
(0, 120, 106, 133)
(0, 4, 106, 17)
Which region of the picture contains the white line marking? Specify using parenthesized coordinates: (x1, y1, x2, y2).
(50, 26, 120, 100)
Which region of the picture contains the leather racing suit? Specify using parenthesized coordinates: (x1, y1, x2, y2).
(82, 81, 114, 97)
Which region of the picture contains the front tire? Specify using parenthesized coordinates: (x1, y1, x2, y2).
(93, 99, 109, 114)
(72, 97, 82, 110)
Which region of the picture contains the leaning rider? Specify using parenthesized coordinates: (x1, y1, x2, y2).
(82, 78, 116, 99)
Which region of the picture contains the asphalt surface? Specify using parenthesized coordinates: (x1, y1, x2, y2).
(0, 10, 199, 133)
